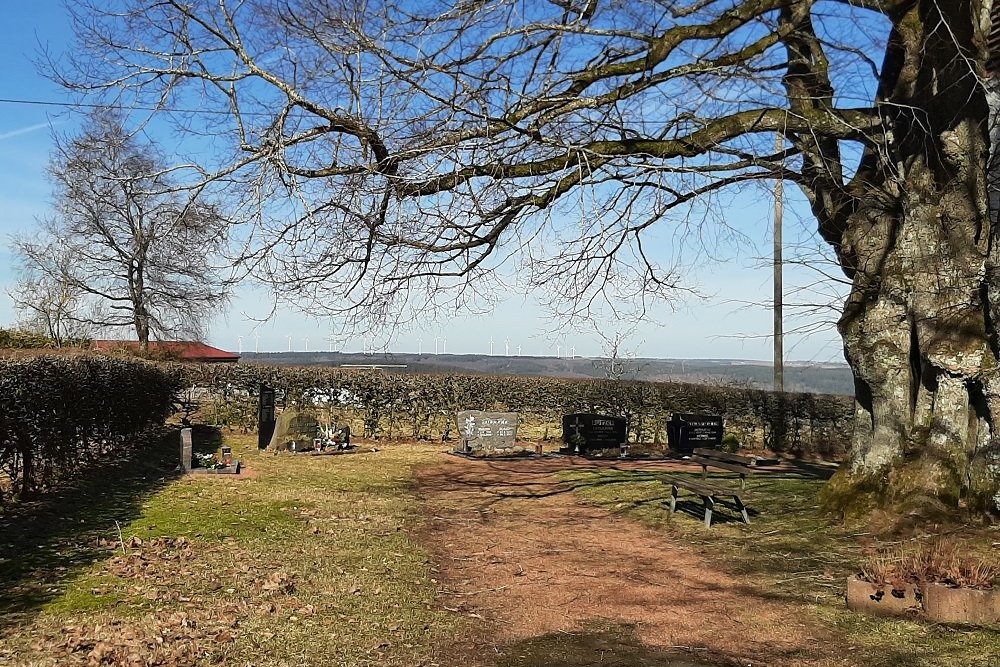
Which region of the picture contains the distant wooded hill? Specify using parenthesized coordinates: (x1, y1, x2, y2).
(239, 352, 854, 396)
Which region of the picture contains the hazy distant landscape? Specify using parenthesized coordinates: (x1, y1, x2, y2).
(240, 351, 854, 396)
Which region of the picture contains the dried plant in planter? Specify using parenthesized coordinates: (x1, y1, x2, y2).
(865, 537, 1000, 591)
(948, 556, 1000, 590)
(858, 546, 908, 590)
(851, 538, 1000, 623)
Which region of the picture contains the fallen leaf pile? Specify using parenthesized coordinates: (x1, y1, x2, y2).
(24, 537, 308, 665)
(35, 613, 236, 666)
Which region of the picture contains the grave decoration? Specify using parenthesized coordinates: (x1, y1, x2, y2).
(455, 411, 519, 455)
(667, 414, 724, 454)
(561, 413, 628, 454)
(312, 423, 353, 453)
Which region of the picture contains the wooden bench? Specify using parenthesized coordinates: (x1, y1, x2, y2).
(661, 448, 757, 527)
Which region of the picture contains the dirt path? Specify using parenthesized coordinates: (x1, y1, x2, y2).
(416, 455, 841, 667)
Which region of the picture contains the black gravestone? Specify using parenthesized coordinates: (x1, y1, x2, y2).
(258, 383, 276, 450)
(562, 413, 628, 453)
(667, 414, 723, 454)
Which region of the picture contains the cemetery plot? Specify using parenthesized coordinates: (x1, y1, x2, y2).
(667, 413, 724, 454)
(180, 427, 243, 475)
(454, 410, 520, 455)
(264, 406, 356, 455)
(561, 413, 628, 454)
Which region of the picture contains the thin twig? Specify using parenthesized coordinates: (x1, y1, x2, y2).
(115, 520, 126, 555)
(438, 586, 509, 596)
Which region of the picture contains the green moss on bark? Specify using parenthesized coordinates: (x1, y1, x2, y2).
(820, 453, 971, 527)
(818, 465, 884, 519)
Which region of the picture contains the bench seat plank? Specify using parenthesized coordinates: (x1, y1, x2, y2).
(692, 448, 757, 466)
(661, 475, 743, 498)
(690, 456, 755, 476)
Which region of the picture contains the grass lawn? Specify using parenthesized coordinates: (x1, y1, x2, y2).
(0, 429, 461, 666)
(559, 465, 1000, 667)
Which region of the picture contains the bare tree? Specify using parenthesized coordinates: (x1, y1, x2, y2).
(9, 239, 92, 346)
(592, 326, 644, 382)
(13, 109, 230, 348)
(54, 1, 1000, 515)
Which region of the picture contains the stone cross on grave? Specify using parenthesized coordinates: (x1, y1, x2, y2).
(570, 416, 584, 452)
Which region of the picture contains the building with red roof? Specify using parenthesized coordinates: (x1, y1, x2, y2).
(91, 340, 240, 363)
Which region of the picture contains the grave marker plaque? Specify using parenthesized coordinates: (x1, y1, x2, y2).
(258, 383, 276, 450)
(561, 413, 628, 453)
(455, 411, 518, 453)
(667, 413, 724, 454)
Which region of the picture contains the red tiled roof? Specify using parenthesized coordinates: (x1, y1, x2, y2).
(92, 340, 240, 362)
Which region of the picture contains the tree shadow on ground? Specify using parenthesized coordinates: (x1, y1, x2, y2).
(0, 424, 222, 630)
(495, 624, 725, 667)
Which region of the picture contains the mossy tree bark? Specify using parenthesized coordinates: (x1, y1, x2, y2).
(813, 0, 1000, 517)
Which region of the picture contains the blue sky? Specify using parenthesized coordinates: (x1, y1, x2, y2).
(0, 2, 849, 362)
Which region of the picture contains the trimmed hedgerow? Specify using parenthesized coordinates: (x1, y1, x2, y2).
(180, 363, 853, 457)
(0, 355, 182, 501)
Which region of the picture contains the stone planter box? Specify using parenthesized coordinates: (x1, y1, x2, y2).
(923, 582, 1000, 625)
(846, 576, 922, 618)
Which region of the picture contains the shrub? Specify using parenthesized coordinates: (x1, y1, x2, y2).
(0, 355, 182, 503)
(0, 328, 55, 349)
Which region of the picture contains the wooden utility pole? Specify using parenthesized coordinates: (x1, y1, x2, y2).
(774, 133, 784, 394)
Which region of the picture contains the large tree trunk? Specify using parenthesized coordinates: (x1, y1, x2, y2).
(819, 0, 1000, 519)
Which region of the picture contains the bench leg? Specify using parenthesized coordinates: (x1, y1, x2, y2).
(735, 495, 750, 524)
(670, 484, 678, 513)
(703, 495, 715, 528)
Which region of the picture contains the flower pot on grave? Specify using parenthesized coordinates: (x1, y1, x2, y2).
(845, 576, 922, 618)
(923, 582, 1000, 625)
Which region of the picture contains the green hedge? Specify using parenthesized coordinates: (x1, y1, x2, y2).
(181, 364, 854, 457)
(0, 355, 182, 502)
(0, 328, 56, 349)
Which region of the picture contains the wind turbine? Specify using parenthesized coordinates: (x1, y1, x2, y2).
(237, 335, 243, 354)
(417, 337, 423, 354)
(304, 336, 310, 352)
(442, 338, 447, 354)
(434, 336, 440, 355)
(489, 337, 494, 356)
(570, 345, 576, 359)
(556, 344, 561, 358)
(254, 333, 260, 353)
(286, 335, 293, 352)
(517, 344, 522, 356)
(504, 337, 509, 356)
